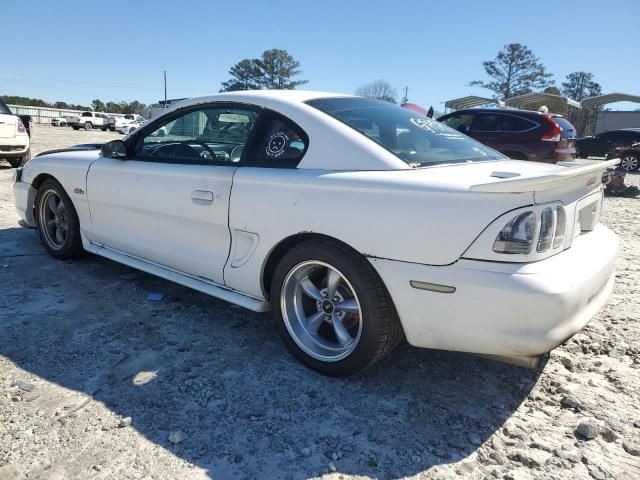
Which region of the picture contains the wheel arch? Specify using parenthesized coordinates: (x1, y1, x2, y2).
(261, 232, 365, 298)
(29, 173, 79, 226)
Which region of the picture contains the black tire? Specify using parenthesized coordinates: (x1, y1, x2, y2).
(72, 126, 79, 131)
(84, 122, 92, 131)
(620, 152, 639, 172)
(6, 158, 20, 168)
(60, 121, 66, 127)
(34, 178, 84, 260)
(271, 239, 403, 376)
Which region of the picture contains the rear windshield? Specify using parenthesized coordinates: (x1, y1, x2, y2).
(307, 97, 503, 167)
(552, 116, 575, 133)
(0, 98, 11, 115)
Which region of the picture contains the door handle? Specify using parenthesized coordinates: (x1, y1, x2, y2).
(191, 190, 215, 202)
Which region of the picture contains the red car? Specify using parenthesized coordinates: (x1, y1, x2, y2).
(438, 108, 576, 163)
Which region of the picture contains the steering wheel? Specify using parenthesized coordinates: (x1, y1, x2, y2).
(183, 140, 217, 160)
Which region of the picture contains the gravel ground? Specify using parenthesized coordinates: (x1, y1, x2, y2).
(0, 125, 639, 480)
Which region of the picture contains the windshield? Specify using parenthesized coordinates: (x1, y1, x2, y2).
(307, 97, 503, 166)
(0, 98, 11, 115)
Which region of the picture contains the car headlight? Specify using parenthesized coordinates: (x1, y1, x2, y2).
(493, 211, 536, 254)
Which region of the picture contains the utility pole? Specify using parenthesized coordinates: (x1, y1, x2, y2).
(163, 70, 167, 108)
(401, 87, 409, 104)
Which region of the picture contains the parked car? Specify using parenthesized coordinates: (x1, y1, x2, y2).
(0, 97, 30, 168)
(576, 128, 640, 161)
(607, 141, 640, 171)
(66, 111, 110, 131)
(116, 118, 145, 135)
(108, 113, 145, 132)
(13, 91, 619, 376)
(51, 117, 67, 127)
(438, 108, 576, 163)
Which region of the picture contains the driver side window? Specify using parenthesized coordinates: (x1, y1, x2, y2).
(135, 106, 259, 164)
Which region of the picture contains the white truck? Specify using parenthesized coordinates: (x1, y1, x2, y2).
(107, 113, 145, 132)
(65, 111, 110, 131)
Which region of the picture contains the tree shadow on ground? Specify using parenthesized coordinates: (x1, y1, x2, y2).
(0, 226, 541, 479)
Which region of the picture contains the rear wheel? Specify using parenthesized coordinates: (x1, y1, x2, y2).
(620, 152, 639, 172)
(6, 151, 30, 168)
(271, 240, 402, 376)
(35, 179, 84, 259)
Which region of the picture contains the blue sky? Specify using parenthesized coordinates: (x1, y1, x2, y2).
(2, 0, 638, 111)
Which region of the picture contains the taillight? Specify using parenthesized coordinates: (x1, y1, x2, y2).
(16, 118, 26, 134)
(541, 115, 561, 142)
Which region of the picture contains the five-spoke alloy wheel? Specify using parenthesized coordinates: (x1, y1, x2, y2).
(35, 179, 84, 259)
(281, 261, 363, 362)
(271, 239, 403, 376)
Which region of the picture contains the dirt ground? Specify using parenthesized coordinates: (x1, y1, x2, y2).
(0, 125, 639, 480)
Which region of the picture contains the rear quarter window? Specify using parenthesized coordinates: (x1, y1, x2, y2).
(499, 115, 536, 132)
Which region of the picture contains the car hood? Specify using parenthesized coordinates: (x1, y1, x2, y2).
(35, 144, 103, 158)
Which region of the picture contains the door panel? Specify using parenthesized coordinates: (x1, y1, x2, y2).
(86, 157, 235, 284)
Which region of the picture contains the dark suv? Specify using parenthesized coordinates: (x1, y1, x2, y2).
(575, 128, 640, 159)
(438, 108, 576, 163)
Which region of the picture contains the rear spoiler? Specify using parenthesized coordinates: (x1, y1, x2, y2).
(469, 159, 620, 193)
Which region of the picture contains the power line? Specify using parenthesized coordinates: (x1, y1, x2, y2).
(0, 73, 204, 95)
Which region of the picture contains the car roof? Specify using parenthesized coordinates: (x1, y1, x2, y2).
(442, 107, 563, 117)
(171, 90, 352, 111)
(598, 128, 640, 134)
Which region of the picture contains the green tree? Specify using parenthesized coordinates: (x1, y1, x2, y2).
(543, 86, 561, 95)
(220, 59, 264, 92)
(355, 80, 397, 103)
(91, 99, 106, 112)
(220, 49, 308, 92)
(105, 101, 120, 113)
(470, 43, 554, 99)
(561, 71, 602, 102)
(256, 49, 308, 89)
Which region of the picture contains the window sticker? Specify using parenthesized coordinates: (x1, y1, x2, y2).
(411, 117, 464, 138)
(266, 131, 289, 158)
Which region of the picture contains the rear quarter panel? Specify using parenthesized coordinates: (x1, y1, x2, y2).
(225, 167, 533, 298)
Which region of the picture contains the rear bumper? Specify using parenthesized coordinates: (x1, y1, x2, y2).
(0, 136, 29, 157)
(370, 224, 618, 357)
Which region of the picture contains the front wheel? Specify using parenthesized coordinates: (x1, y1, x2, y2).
(35, 179, 84, 259)
(620, 152, 639, 172)
(84, 122, 92, 131)
(60, 121, 66, 127)
(271, 240, 402, 376)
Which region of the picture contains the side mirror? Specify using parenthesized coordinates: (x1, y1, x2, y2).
(101, 140, 128, 159)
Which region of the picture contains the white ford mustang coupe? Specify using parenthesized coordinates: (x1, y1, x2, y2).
(13, 91, 619, 376)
